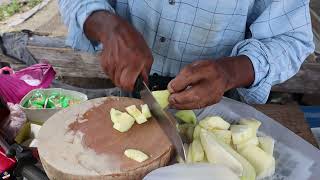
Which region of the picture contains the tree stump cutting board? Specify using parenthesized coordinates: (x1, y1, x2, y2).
(38, 97, 173, 180)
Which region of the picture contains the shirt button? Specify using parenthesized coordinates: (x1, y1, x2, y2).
(169, 0, 175, 5)
(160, 36, 166, 42)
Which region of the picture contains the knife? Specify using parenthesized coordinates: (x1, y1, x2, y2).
(134, 75, 186, 161)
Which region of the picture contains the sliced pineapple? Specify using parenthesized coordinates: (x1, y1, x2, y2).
(211, 129, 232, 145)
(124, 149, 149, 162)
(238, 145, 275, 180)
(239, 119, 262, 135)
(140, 104, 152, 119)
(110, 108, 135, 132)
(152, 90, 170, 109)
(125, 105, 148, 124)
(236, 136, 259, 151)
(175, 110, 197, 124)
(191, 139, 205, 162)
(230, 125, 255, 145)
(258, 136, 275, 156)
(199, 116, 230, 130)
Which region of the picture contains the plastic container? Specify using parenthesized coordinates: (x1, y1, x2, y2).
(19, 88, 88, 124)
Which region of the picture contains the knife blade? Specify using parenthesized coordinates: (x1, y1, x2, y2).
(134, 76, 186, 161)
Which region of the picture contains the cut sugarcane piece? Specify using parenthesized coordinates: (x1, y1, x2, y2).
(211, 129, 232, 145)
(110, 108, 135, 132)
(193, 125, 201, 139)
(186, 143, 193, 163)
(140, 104, 152, 119)
(152, 90, 170, 109)
(239, 119, 262, 135)
(199, 116, 230, 130)
(258, 136, 275, 156)
(175, 110, 197, 124)
(191, 139, 204, 162)
(230, 125, 254, 145)
(236, 136, 259, 151)
(200, 129, 256, 180)
(125, 105, 148, 124)
(124, 149, 149, 162)
(238, 145, 275, 179)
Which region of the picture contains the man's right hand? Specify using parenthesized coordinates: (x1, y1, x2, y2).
(84, 11, 153, 91)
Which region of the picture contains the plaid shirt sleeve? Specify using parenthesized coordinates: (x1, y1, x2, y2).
(58, 0, 115, 52)
(231, 0, 315, 104)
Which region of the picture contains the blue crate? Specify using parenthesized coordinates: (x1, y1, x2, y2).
(301, 106, 320, 128)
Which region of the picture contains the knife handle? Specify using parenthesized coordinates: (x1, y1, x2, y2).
(132, 75, 144, 99)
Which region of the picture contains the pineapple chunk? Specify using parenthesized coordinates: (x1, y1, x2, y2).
(124, 149, 149, 162)
(258, 136, 275, 156)
(175, 110, 197, 124)
(200, 129, 256, 180)
(239, 119, 262, 135)
(200, 129, 243, 176)
(125, 105, 148, 124)
(238, 145, 275, 180)
(140, 104, 152, 119)
(191, 139, 204, 162)
(199, 116, 230, 130)
(211, 130, 232, 145)
(230, 125, 254, 145)
(236, 137, 259, 151)
(110, 108, 135, 132)
(193, 125, 201, 139)
(152, 90, 170, 109)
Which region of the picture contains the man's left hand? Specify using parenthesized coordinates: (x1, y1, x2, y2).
(167, 56, 254, 110)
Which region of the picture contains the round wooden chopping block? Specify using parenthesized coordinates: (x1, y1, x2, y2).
(38, 97, 173, 180)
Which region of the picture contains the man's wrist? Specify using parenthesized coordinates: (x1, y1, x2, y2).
(215, 55, 255, 90)
(84, 10, 121, 44)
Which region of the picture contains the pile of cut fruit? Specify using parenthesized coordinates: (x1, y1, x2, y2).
(176, 110, 276, 180)
(109, 90, 276, 180)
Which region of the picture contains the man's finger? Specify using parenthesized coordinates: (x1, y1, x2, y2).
(120, 66, 140, 92)
(169, 85, 202, 105)
(141, 68, 149, 84)
(114, 64, 125, 88)
(168, 64, 203, 93)
(171, 101, 206, 110)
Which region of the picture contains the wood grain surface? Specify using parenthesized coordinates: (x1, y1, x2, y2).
(38, 97, 173, 180)
(253, 104, 318, 148)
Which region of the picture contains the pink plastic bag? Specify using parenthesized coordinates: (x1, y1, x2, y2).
(0, 63, 56, 104)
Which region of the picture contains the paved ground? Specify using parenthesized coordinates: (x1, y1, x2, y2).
(0, 0, 67, 36)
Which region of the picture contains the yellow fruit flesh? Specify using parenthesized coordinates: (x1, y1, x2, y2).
(152, 90, 170, 109)
(125, 105, 147, 124)
(230, 125, 254, 145)
(124, 149, 149, 162)
(175, 110, 197, 124)
(199, 116, 230, 130)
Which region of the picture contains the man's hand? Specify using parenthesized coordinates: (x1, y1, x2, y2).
(168, 56, 254, 109)
(84, 11, 153, 91)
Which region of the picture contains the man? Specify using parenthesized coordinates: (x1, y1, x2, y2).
(58, 0, 314, 109)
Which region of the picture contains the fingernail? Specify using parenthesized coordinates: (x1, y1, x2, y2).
(168, 83, 174, 93)
(169, 95, 176, 104)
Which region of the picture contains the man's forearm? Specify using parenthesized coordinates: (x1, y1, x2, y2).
(216, 55, 255, 90)
(84, 11, 121, 43)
